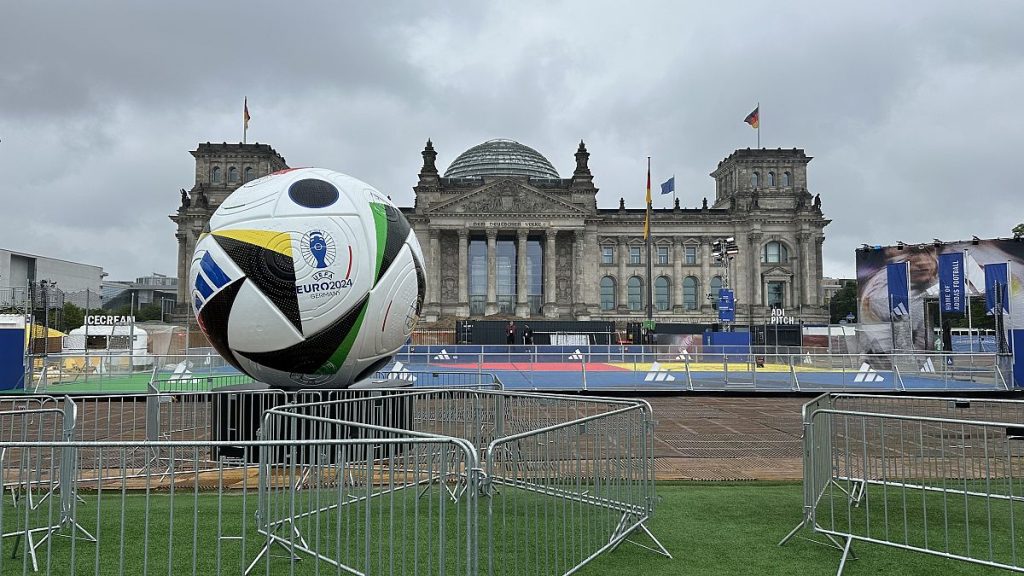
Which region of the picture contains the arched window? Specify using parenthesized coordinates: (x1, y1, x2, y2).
(211, 166, 221, 183)
(600, 277, 616, 311)
(683, 276, 699, 310)
(783, 172, 792, 186)
(654, 277, 670, 311)
(768, 172, 775, 187)
(762, 241, 789, 263)
(244, 167, 254, 181)
(228, 166, 239, 182)
(627, 277, 643, 311)
(710, 276, 723, 295)
(751, 172, 759, 188)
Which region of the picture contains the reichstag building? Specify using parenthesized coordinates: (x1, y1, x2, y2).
(172, 140, 830, 324)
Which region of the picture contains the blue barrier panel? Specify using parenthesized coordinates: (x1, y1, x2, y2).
(0, 325, 25, 390)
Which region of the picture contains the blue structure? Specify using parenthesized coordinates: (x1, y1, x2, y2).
(0, 317, 25, 390)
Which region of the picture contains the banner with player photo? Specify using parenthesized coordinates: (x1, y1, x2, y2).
(856, 238, 1022, 352)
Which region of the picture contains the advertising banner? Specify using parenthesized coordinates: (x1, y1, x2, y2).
(886, 262, 910, 318)
(938, 252, 966, 313)
(985, 263, 1010, 314)
(857, 239, 1024, 352)
(718, 289, 735, 323)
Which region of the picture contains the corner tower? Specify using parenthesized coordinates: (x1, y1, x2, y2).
(170, 142, 289, 315)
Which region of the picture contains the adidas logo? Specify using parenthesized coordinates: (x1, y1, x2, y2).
(920, 358, 935, 373)
(891, 302, 909, 317)
(432, 348, 455, 360)
(568, 349, 584, 360)
(390, 361, 417, 382)
(644, 361, 676, 382)
(674, 350, 690, 361)
(853, 362, 884, 383)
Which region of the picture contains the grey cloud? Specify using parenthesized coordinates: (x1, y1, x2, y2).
(1, 0, 1022, 280)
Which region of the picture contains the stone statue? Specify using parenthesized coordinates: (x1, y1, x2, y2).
(751, 189, 759, 208)
(180, 188, 191, 208)
(619, 197, 625, 210)
(702, 197, 708, 210)
(195, 183, 209, 209)
(729, 196, 736, 209)
(813, 193, 821, 209)
(673, 197, 680, 209)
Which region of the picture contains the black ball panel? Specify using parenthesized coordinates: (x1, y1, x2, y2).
(288, 178, 339, 209)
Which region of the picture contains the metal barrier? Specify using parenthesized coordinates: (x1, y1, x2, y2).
(392, 348, 1009, 392)
(782, 393, 1024, 575)
(0, 389, 666, 575)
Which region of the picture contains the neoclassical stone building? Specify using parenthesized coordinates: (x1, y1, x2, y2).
(408, 139, 830, 324)
(171, 139, 830, 325)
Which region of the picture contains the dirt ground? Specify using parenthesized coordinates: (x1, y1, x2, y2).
(642, 395, 807, 480)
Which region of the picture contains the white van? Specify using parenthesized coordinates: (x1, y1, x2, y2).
(63, 324, 152, 369)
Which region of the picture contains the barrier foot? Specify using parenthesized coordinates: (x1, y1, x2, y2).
(778, 518, 806, 546)
(629, 522, 672, 558)
(836, 536, 854, 576)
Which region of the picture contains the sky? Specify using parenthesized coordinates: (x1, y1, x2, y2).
(1, 0, 1022, 281)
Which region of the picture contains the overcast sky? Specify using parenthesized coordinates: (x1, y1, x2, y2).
(1, 0, 1022, 281)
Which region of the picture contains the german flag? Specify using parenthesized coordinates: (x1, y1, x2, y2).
(744, 106, 759, 129)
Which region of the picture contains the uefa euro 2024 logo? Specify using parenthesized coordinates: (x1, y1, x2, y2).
(301, 230, 336, 270)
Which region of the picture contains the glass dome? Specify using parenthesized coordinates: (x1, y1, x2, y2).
(444, 139, 559, 180)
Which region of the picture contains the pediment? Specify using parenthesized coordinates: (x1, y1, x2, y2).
(425, 179, 589, 216)
(761, 265, 793, 278)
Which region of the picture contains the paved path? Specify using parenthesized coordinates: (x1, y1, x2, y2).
(642, 395, 806, 480)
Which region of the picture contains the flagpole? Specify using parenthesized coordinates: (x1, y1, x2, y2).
(965, 248, 973, 352)
(243, 97, 248, 145)
(757, 101, 761, 148)
(646, 157, 653, 323)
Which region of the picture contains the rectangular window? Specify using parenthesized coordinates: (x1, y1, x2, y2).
(684, 246, 697, 265)
(602, 246, 614, 264)
(656, 246, 669, 265)
(629, 246, 642, 265)
(767, 281, 785, 308)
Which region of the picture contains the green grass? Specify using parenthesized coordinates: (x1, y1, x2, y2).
(0, 481, 1017, 575)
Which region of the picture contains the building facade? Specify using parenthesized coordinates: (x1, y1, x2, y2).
(0, 248, 105, 310)
(172, 139, 830, 325)
(409, 139, 830, 324)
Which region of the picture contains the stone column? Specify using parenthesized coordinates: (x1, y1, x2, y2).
(616, 236, 628, 311)
(544, 229, 557, 317)
(457, 229, 469, 313)
(485, 229, 498, 316)
(700, 237, 712, 312)
(515, 229, 530, 317)
(672, 238, 684, 313)
(814, 236, 825, 307)
(428, 229, 440, 306)
(175, 232, 188, 305)
(798, 233, 811, 307)
(572, 229, 587, 316)
(749, 233, 763, 308)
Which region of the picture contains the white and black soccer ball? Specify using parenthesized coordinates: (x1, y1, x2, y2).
(189, 168, 424, 389)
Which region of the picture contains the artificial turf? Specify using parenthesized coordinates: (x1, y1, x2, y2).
(0, 481, 1015, 576)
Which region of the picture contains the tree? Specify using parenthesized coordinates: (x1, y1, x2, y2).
(136, 303, 162, 322)
(828, 281, 858, 323)
(60, 302, 85, 332)
(1014, 223, 1024, 240)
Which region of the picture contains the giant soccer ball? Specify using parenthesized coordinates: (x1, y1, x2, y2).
(189, 168, 424, 389)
